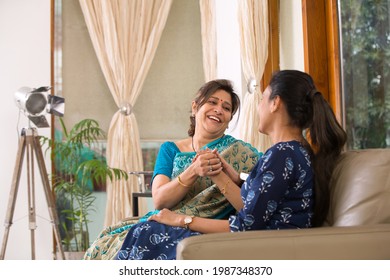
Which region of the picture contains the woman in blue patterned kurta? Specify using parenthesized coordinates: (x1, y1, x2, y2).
(115, 70, 347, 260)
(229, 141, 313, 231)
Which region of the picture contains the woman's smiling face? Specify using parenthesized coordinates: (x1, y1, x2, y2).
(193, 89, 233, 137)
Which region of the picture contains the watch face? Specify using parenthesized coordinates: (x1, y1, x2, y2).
(184, 216, 192, 224)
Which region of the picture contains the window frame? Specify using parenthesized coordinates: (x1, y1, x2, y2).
(301, 0, 342, 121)
(261, 0, 280, 91)
(263, 0, 342, 121)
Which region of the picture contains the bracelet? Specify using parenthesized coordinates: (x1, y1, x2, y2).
(177, 175, 189, 187)
(220, 180, 230, 195)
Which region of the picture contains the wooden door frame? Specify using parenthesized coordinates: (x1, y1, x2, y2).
(302, 0, 342, 120)
(261, 0, 280, 91)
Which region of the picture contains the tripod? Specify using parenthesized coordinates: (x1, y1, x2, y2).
(0, 127, 65, 260)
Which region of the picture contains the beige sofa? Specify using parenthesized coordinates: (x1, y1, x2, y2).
(176, 149, 390, 260)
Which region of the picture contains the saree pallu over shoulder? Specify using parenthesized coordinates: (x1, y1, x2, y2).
(83, 135, 260, 259)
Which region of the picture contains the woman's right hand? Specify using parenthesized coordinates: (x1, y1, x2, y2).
(214, 151, 242, 186)
(191, 149, 223, 177)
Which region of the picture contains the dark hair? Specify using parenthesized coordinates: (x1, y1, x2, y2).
(269, 70, 347, 226)
(188, 79, 240, 136)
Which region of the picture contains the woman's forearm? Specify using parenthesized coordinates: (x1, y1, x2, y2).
(148, 208, 231, 234)
(210, 172, 244, 211)
(152, 166, 198, 209)
(186, 216, 230, 233)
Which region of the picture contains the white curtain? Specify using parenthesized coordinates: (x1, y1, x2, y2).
(199, 0, 217, 82)
(79, 0, 173, 225)
(237, 0, 272, 152)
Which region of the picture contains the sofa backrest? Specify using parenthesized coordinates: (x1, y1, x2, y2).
(326, 149, 390, 226)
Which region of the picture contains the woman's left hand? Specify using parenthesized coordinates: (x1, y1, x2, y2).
(147, 208, 185, 227)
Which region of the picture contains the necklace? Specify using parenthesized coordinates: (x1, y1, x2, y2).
(191, 134, 225, 152)
(191, 137, 197, 152)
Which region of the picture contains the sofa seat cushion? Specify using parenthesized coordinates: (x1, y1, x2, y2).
(327, 149, 390, 226)
(176, 224, 390, 260)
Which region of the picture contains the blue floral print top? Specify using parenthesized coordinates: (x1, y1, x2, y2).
(230, 140, 314, 231)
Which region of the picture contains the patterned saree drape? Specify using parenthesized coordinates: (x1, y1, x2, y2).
(79, 0, 173, 225)
(199, 0, 217, 82)
(237, 0, 272, 152)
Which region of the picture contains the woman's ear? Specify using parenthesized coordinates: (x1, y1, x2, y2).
(191, 101, 197, 115)
(271, 95, 281, 113)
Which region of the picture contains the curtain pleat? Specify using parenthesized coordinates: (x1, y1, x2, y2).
(199, 0, 217, 81)
(238, 0, 272, 152)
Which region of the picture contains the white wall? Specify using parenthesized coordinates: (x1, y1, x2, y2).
(280, 0, 304, 70)
(0, 0, 53, 259)
(215, 0, 242, 138)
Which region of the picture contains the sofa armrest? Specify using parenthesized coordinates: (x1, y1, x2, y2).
(176, 224, 390, 260)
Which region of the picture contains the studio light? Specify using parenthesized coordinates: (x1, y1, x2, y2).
(0, 86, 66, 259)
(14, 86, 65, 127)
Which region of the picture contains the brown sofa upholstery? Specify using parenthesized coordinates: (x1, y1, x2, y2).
(176, 149, 390, 260)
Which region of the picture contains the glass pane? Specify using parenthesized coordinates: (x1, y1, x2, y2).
(339, 0, 390, 149)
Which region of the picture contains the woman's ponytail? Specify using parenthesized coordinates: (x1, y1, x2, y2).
(309, 93, 347, 226)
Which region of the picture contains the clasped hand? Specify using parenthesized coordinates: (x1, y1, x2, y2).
(191, 148, 225, 177)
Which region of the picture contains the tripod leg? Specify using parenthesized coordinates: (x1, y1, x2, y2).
(26, 136, 37, 260)
(0, 134, 27, 260)
(32, 134, 66, 260)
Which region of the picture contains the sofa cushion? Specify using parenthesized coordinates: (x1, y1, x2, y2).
(176, 224, 390, 260)
(326, 149, 390, 226)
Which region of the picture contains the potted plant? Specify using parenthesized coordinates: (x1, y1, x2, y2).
(41, 118, 128, 258)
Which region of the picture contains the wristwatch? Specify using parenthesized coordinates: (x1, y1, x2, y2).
(183, 215, 194, 229)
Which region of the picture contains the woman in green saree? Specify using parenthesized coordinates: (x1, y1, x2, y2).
(84, 79, 260, 259)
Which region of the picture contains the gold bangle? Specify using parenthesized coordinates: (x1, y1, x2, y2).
(220, 180, 230, 195)
(177, 175, 189, 187)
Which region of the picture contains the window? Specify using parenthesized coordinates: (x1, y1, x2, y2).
(338, 0, 390, 149)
